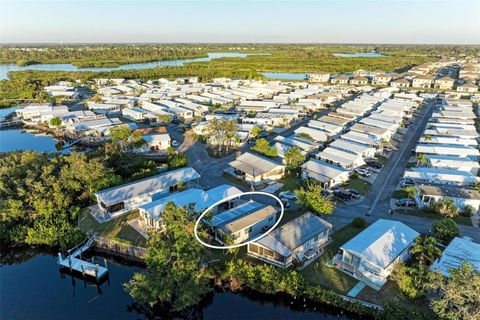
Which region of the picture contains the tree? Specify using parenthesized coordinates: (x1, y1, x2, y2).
(424, 134, 432, 141)
(294, 180, 334, 215)
(431, 218, 459, 245)
(167, 153, 188, 170)
(205, 118, 238, 153)
(392, 263, 441, 300)
(416, 154, 428, 166)
(430, 262, 480, 320)
(404, 185, 419, 199)
(251, 125, 262, 138)
(432, 198, 458, 218)
(0, 151, 120, 248)
(409, 235, 441, 265)
(284, 146, 305, 170)
(124, 203, 211, 311)
(252, 138, 277, 158)
(50, 116, 62, 127)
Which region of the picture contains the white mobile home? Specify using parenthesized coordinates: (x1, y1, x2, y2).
(334, 219, 419, 290)
(416, 184, 480, 213)
(94, 167, 201, 219)
(138, 185, 242, 230)
(431, 237, 480, 277)
(316, 147, 366, 169)
(301, 159, 351, 188)
(403, 167, 480, 186)
(227, 152, 286, 186)
(329, 139, 376, 158)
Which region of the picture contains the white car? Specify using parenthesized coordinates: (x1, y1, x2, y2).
(354, 168, 371, 177)
(279, 191, 298, 200)
(171, 140, 179, 147)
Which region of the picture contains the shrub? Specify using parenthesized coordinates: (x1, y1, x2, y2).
(431, 218, 459, 245)
(352, 217, 366, 228)
(460, 205, 473, 217)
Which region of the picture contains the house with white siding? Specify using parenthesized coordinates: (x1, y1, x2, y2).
(333, 219, 419, 290)
(94, 167, 201, 220)
(301, 159, 351, 188)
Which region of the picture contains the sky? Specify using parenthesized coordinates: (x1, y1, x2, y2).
(0, 0, 479, 44)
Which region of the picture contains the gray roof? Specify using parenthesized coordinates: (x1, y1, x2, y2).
(418, 184, 480, 200)
(95, 167, 200, 206)
(256, 212, 332, 256)
(220, 205, 277, 234)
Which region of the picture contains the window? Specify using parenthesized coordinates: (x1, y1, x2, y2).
(313, 235, 318, 242)
(108, 202, 125, 213)
(249, 244, 259, 254)
(268, 216, 274, 221)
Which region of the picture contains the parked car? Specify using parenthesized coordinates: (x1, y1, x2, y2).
(334, 190, 351, 201)
(321, 189, 334, 199)
(400, 178, 415, 188)
(279, 191, 298, 200)
(396, 198, 417, 208)
(369, 166, 381, 174)
(258, 131, 269, 138)
(354, 168, 371, 177)
(347, 188, 361, 199)
(281, 198, 290, 208)
(366, 159, 383, 169)
(171, 140, 179, 147)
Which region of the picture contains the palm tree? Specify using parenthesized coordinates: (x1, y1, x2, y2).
(417, 154, 428, 166)
(404, 185, 419, 199)
(409, 235, 442, 265)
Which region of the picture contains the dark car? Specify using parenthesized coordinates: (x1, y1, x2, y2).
(396, 198, 417, 208)
(366, 159, 383, 169)
(334, 190, 351, 201)
(171, 119, 181, 125)
(347, 188, 361, 199)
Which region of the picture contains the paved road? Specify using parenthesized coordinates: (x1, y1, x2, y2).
(176, 99, 479, 242)
(325, 99, 480, 242)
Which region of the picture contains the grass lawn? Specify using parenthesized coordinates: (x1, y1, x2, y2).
(348, 178, 372, 195)
(300, 223, 366, 294)
(356, 280, 434, 316)
(392, 189, 409, 199)
(78, 209, 147, 247)
(277, 172, 303, 193)
(222, 172, 253, 189)
(395, 208, 473, 226)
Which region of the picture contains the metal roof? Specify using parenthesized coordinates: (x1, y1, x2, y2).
(256, 212, 332, 256)
(341, 219, 419, 269)
(228, 152, 284, 176)
(95, 167, 201, 206)
(431, 237, 480, 277)
(209, 201, 264, 228)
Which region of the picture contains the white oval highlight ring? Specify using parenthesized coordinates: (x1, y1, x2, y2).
(194, 191, 284, 249)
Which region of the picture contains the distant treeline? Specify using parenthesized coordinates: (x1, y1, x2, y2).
(1, 44, 479, 104)
(0, 45, 211, 67)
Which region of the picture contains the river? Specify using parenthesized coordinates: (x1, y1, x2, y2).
(0, 250, 356, 320)
(0, 52, 253, 80)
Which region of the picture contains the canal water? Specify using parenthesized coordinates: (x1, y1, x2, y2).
(0, 250, 357, 320)
(0, 107, 63, 153)
(0, 52, 252, 80)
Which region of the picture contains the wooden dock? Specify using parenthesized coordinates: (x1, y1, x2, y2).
(58, 237, 109, 280)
